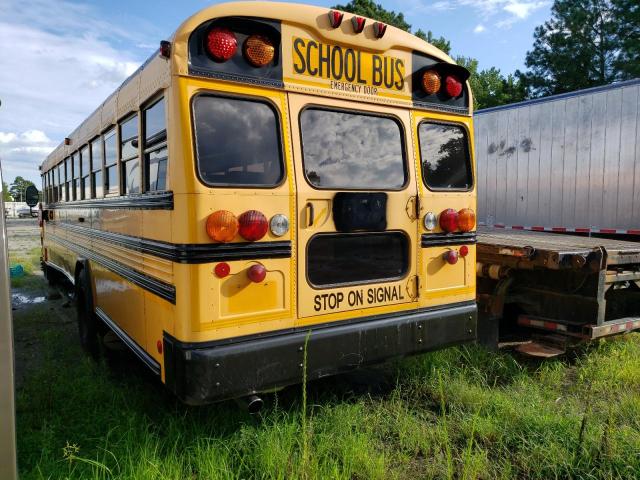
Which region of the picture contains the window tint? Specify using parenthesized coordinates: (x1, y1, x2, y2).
(145, 98, 166, 144)
(307, 233, 409, 287)
(300, 109, 406, 190)
(80, 146, 90, 199)
(64, 158, 70, 201)
(418, 122, 472, 190)
(105, 165, 118, 194)
(193, 95, 283, 186)
(144, 97, 168, 191)
(120, 115, 138, 160)
(90, 137, 102, 198)
(104, 129, 117, 166)
(123, 158, 140, 194)
(147, 147, 168, 191)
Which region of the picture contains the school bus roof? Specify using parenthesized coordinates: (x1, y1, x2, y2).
(41, 1, 456, 172)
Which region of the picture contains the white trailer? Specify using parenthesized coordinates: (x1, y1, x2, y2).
(475, 78, 640, 235)
(474, 80, 640, 357)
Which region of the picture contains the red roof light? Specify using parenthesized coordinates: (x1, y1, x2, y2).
(445, 75, 463, 98)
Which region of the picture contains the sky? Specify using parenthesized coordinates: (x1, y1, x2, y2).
(0, 0, 551, 187)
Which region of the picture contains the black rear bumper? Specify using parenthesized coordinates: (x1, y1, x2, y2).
(163, 302, 477, 405)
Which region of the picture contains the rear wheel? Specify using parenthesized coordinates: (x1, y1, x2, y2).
(76, 268, 101, 359)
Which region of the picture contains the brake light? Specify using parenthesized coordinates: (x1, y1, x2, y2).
(422, 70, 441, 95)
(439, 208, 458, 233)
(443, 250, 459, 264)
(459, 245, 469, 257)
(207, 27, 237, 62)
(206, 210, 239, 242)
(445, 75, 463, 97)
(243, 35, 275, 67)
(247, 264, 267, 283)
(238, 210, 268, 241)
(458, 208, 476, 232)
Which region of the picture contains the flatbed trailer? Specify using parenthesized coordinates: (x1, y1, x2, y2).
(476, 227, 640, 356)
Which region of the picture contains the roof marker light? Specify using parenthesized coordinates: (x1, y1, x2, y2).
(373, 22, 387, 38)
(159, 40, 171, 59)
(328, 10, 343, 28)
(351, 16, 366, 33)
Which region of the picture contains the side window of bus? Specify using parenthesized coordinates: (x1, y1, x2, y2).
(64, 158, 70, 202)
(418, 122, 473, 190)
(72, 154, 80, 201)
(80, 145, 90, 200)
(144, 97, 168, 191)
(103, 128, 118, 196)
(90, 137, 103, 198)
(192, 95, 283, 187)
(120, 115, 140, 195)
(57, 163, 63, 202)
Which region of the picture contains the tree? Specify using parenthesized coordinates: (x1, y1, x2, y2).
(2, 181, 12, 202)
(456, 57, 526, 109)
(332, 0, 450, 54)
(612, 0, 640, 79)
(9, 177, 35, 203)
(519, 0, 636, 97)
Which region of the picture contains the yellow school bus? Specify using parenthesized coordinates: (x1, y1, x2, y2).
(40, 2, 477, 406)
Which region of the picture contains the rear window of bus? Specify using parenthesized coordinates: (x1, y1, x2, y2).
(418, 122, 473, 190)
(192, 95, 283, 187)
(300, 108, 406, 190)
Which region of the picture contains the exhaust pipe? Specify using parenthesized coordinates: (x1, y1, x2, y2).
(236, 394, 264, 414)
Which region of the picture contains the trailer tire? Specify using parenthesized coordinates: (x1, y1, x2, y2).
(76, 267, 101, 359)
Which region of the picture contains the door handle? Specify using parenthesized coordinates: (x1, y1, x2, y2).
(306, 202, 315, 227)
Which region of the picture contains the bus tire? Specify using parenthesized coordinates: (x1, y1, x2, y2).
(76, 267, 101, 359)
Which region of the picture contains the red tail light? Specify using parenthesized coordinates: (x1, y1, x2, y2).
(207, 27, 237, 62)
(247, 264, 267, 283)
(443, 250, 459, 264)
(445, 75, 463, 97)
(238, 210, 268, 241)
(439, 208, 459, 233)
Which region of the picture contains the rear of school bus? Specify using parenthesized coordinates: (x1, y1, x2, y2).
(163, 2, 477, 404)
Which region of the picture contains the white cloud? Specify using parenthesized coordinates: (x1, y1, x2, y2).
(0, 0, 159, 185)
(415, 0, 548, 28)
(504, 1, 547, 19)
(474, 24, 487, 33)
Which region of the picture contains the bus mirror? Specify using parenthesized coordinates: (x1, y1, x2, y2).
(25, 186, 39, 208)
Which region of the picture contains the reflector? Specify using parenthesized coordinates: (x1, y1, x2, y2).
(459, 245, 469, 257)
(214, 262, 231, 278)
(243, 35, 275, 67)
(206, 27, 237, 62)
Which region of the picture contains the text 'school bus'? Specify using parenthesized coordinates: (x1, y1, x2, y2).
(39, 2, 477, 405)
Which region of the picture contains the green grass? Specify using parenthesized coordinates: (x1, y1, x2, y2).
(15, 304, 640, 480)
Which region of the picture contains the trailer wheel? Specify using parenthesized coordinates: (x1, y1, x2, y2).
(76, 267, 101, 359)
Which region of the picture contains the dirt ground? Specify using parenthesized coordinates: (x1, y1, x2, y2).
(6, 218, 76, 389)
